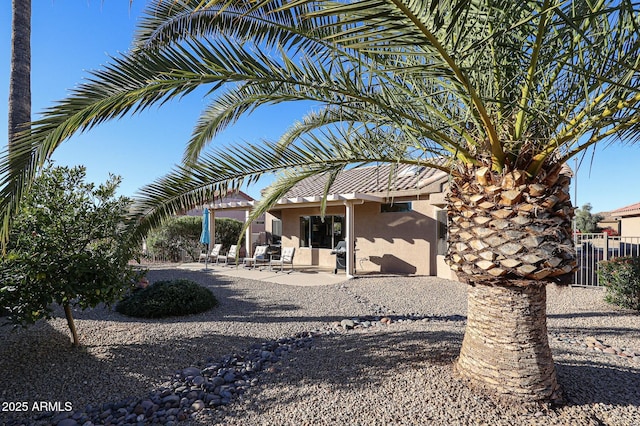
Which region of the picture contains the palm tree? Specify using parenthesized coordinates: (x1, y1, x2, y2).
(8, 0, 31, 164)
(2, 0, 640, 402)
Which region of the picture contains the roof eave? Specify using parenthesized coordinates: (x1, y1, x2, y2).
(613, 209, 640, 218)
(276, 192, 386, 206)
(208, 200, 256, 211)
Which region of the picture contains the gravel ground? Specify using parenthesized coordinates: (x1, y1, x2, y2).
(1, 266, 639, 426)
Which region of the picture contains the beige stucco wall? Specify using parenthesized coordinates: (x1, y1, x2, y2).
(621, 216, 640, 237)
(436, 255, 455, 280)
(352, 200, 438, 275)
(598, 219, 621, 235)
(272, 199, 449, 276)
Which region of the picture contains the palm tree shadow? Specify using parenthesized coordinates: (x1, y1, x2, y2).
(554, 351, 640, 407)
(136, 268, 364, 325)
(548, 311, 638, 320)
(213, 330, 640, 424)
(222, 329, 464, 414)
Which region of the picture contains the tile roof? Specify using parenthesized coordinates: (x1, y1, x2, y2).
(611, 202, 640, 216)
(282, 163, 448, 199)
(186, 190, 256, 214)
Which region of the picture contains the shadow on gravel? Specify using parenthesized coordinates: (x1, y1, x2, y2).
(550, 325, 640, 341)
(136, 268, 360, 326)
(226, 329, 640, 422)
(247, 329, 463, 407)
(0, 319, 266, 423)
(548, 311, 638, 320)
(556, 356, 640, 407)
(0, 321, 148, 424)
(67, 268, 330, 325)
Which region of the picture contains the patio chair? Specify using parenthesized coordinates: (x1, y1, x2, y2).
(198, 244, 222, 262)
(244, 245, 269, 269)
(217, 244, 239, 266)
(199, 243, 222, 263)
(208, 244, 223, 263)
(270, 247, 295, 273)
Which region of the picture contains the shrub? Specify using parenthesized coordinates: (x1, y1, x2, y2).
(146, 216, 203, 262)
(213, 217, 245, 250)
(145, 216, 245, 262)
(598, 256, 640, 311)
(116, 279, 217, 318)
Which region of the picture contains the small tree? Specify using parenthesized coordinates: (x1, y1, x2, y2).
(0, 164, 140, 346)
(575, 203, 604, 234)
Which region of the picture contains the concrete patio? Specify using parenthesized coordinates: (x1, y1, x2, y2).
(176, 261, 349, 286)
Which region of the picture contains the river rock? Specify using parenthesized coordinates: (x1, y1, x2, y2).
(190, 400, 205, 411)
(341, 319, 355, 330)
(182, 367, 201, 378)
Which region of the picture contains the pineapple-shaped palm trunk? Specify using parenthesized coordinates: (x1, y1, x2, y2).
(446, 162, 575, 401)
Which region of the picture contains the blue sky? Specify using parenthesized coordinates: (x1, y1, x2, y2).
(1, 1, 638, 213)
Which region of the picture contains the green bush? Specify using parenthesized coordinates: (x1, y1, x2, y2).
(145, 216, 245, 262)
(116, 279, 217, 318)
(598, 256, 640, 311)
(146, 216, 203, 262)
(215, 217, 245, 251)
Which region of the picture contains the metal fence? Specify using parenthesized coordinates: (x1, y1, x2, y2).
(574, 233, 640, 286)
(142, 249, 191, 264)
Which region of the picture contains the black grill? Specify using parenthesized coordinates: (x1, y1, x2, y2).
(331, 240, 347, 274)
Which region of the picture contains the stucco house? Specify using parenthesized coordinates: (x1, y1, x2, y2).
(264, 163, 452, 278)
(610, 202, 640, 237)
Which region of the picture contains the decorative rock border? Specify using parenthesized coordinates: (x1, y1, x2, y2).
(334, 314, 467, 331)
(551, 335, 640, 363)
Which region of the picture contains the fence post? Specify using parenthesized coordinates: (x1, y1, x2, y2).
(603, 232, 609, 262)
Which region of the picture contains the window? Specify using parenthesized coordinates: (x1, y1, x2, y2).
(436, 209, 448, 256)
(271, 219, 282, 244)
(381, 202, 412, 213)
(299, 215, 345, 248)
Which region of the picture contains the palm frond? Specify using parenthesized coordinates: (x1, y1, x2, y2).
(130, 125, 449, 239)
(134, 0, 341, 62)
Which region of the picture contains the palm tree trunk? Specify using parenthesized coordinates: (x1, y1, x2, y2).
(9, 0, 31, 160)
(455, 282, 562, 402)
(445, 163, 575, 402)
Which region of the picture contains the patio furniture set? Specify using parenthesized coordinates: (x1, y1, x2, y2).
(199, 244, 295, 272)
